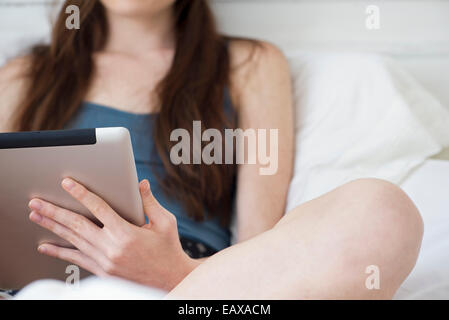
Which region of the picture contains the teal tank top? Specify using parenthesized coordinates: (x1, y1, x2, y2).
(65, 95, 236, 251)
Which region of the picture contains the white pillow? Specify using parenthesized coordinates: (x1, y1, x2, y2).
(396, 159, 449, 299)
(286, 52, 449, 211)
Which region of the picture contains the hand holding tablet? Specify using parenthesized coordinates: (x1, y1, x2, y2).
(27, 177, 194, 292)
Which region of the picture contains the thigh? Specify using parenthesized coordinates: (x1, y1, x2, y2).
(166, 179, 422, 299)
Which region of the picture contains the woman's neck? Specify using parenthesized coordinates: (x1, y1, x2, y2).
(103, 8, 176, 57)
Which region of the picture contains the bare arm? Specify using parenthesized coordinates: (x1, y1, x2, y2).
(229, 40, 294, 242)
(0, 57, 30, 132)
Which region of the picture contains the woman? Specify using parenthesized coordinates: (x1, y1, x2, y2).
(0, 0, 423, 299)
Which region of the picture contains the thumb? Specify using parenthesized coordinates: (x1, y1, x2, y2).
(139, 179, 167, 226)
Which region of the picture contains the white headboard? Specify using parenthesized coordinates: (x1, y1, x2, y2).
(212, 0, 449, 56)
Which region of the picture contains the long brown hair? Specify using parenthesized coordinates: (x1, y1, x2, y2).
(14, 0, 237, 225)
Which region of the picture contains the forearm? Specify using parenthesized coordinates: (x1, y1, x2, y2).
(165, 256, 209, 291)
(235, 169, 291, 242)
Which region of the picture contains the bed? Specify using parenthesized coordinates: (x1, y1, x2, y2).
(1, 0, 449, 299)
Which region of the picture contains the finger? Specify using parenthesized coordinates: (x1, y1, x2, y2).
(61, 178, 125, 230)
(29, 211, 106, 263)
(38, 243, 108, 277)
(29, 198, 101, 245)
(139, 180, 169, 225)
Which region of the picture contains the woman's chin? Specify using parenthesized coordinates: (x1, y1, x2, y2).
(100, 0, 175, 18)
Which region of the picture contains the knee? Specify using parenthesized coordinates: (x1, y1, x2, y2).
(339, 178, 423, 241)
(336, 178, 424, 297)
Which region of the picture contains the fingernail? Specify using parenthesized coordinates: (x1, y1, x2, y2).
(140, 180, 149, 192)
(30, 211, 43, 223)
(38, 245, 46, 253)
(62, 178, 75, 191)
(29, 199, 42, 211)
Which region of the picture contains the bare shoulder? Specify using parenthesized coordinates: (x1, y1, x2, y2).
(228, 38, 288, 71)
(0, 56, 31, 132)
(0, 56, 30, 90)
(227, 38, 291, 109)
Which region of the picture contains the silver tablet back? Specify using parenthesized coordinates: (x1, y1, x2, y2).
(0, 127, 145, 289)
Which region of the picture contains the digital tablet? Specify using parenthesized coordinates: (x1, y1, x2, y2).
(0, 127, 145, 289)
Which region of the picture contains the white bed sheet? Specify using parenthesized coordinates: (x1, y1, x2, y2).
(395, 159, 449, 299)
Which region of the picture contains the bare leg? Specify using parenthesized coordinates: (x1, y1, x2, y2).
(166, 179, 423, 299)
